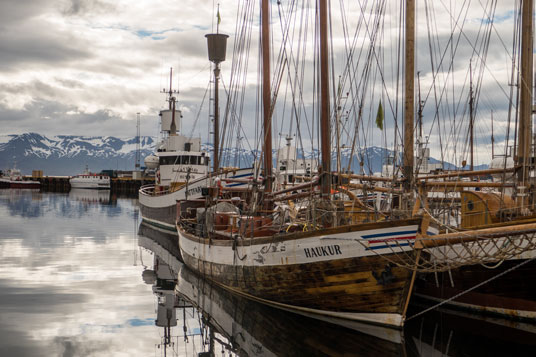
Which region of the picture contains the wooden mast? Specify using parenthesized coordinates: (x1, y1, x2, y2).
(262, 0, 273, 204)
(206, 30, 229, 173)
(319, 0, 331, 196)
(213, 66, 220, 173)
(517, 0, 533, 211)
(469, 62, 474, 171)
(403, 0, 415, 202)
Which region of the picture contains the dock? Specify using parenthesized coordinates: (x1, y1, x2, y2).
(27, 176, 154, 195)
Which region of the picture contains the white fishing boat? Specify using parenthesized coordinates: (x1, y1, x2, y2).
(69, 166, 110, 189)
(139, 62, 254, 234)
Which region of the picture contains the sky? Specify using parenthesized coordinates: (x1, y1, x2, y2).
(0, 0, 524, 167)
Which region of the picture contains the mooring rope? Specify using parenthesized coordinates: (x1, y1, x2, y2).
(406, 254, 536, 321)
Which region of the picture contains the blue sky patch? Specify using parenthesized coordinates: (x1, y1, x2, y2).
(127, 318, 155, 327)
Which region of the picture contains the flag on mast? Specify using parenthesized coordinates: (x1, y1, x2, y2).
(376, 100, 384, 130)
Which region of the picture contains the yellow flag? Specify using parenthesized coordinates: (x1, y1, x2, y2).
(376, 100, 384, 130)
(217, 9, 221, 25)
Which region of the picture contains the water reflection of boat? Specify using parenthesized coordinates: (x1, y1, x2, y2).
(68, 188, 110, 204)
(138, 220, 181, 260)
(404, 302, 536, 356)
(139, 226, 219, 355)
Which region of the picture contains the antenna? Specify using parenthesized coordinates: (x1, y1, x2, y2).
(135, 112, 141, 170)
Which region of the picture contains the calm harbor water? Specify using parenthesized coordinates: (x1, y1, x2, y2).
(1, 189, 536, 356)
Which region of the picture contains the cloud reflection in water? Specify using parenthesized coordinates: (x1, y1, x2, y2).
(0, 190, 157, 356)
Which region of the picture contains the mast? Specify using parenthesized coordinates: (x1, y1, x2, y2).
(165, 67, 177, 136)
(517, 0, 533, 211)
(469, 62, 474, 171)
(206, 27, 229, 174)
(336, 76, 342, 174)
(262, 0, 273, 202)
(403, 0, 415, 198)
(168, 67, 173, 110)
(213, 62, 220, 173)
(320, 0, 331, 196)
(491, 110, 495, 158)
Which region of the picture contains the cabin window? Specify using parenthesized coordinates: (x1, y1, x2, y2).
(184, 142, 192, 152)
(160, 156, 179, 165)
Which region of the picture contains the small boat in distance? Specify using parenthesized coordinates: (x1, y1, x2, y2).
(0, 167, 40, 189)
(69, 166, 110, 189)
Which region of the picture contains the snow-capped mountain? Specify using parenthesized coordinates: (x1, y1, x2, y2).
(0, 133, 156, 175)
(0, 133, 487, 176)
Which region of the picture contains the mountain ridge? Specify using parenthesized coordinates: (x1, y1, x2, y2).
(0, 133, 488, 176)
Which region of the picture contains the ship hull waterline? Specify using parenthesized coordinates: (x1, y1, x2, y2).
(177, 218, 424, 328)
(0, 179, 41, 189)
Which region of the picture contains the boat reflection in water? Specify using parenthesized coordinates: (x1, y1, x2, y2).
(69, 188, 111, 204)
(138, 223, 536, 356)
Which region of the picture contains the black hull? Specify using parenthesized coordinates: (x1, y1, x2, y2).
(414, 258, 536, 320)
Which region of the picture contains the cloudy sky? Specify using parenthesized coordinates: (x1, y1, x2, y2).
(0, 0, 228, 139)
(0, 0, 524, 166)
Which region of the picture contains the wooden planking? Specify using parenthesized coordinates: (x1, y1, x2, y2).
(182, 251, 413, 315)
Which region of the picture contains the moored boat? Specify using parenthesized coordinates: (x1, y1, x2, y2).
(174, 0, 434, 329)
(69, 166, 110, 189)
(0, 167, 40, 189)
(411, 0, 536, 321)
(178, 215, 426, 328)
(139, 61, 255, 234)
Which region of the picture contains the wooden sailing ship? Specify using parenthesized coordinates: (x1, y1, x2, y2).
(172, 0, 536, 329)
(174, 0, 435, 329)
